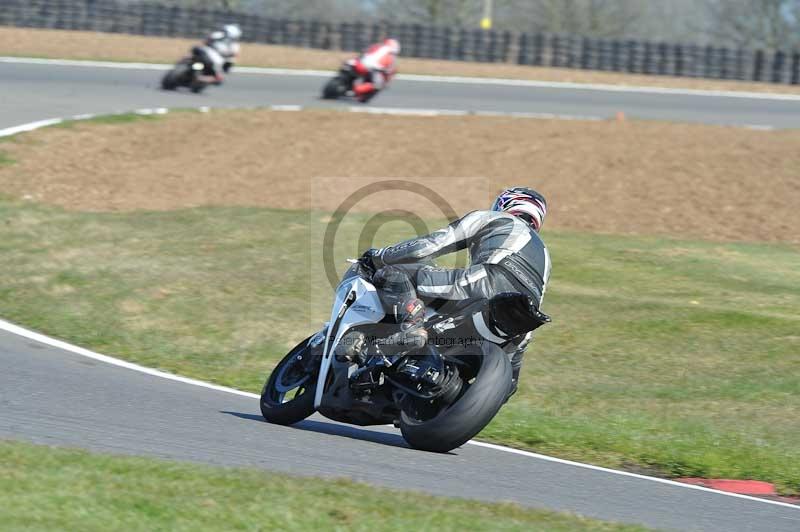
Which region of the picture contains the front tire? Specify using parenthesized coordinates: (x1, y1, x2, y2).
(322, 76, 348, 99)
(190, 77, 207, 94)
(161, 64, 188, 90)
(400, 343, 511, 453)
(260, 337, 318, 425)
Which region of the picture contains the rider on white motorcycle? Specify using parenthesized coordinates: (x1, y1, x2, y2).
(361, 187, 552, 399)
(191, 24, 242, 85)
(348, 38, 400, 102)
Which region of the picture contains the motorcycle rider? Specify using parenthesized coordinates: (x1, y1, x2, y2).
(348, 38, 400, 102)
(362, 187, 551, 398)
(191, 24, 242, 85)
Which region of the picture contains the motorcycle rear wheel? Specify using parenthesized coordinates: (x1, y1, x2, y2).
(260, 337, 318, 425)
(356, 89, 378, 104)
(399, 343, 511, 453)
(190, 78, 207, 94)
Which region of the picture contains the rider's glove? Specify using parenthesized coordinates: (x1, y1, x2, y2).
(360, 248, 385, 272)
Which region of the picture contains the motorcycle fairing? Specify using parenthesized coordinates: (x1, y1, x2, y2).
(313, 277, 385, 409)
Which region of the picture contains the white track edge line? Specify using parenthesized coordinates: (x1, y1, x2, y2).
(0, 107, 770, 134)
(0, 117, 65, 136)
(466, 441, 800, 509)
(3, 55, 800, 101)
(0, 106, 607, 140)
(0, 318, 259, 400)
(0, 108, 167, 138)
(0, 318, 797, 510)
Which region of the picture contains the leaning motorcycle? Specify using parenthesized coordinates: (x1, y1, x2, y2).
(260, 259, 521, 453)
(321, 60, 377, 102)
(161, 52, 217, 93)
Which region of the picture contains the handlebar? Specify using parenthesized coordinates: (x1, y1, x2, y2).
(346, 257, 376, 281)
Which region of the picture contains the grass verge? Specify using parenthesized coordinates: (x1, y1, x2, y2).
(1, 198, 798, 493)
(44, 112, 164, 132)
(2, 26, 799, 95)
(0, 441, 643, 531)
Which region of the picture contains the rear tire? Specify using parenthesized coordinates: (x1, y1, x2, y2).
(190, 72, 207, 94)
(400, 343, 511, 453)
(260, 337, 318, 425)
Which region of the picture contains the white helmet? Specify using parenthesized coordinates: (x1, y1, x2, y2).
(491, 187, 548, 232)
(224, 24, 242, 41)
(384, 38, 401, 55)
(208, 30, 226, 42)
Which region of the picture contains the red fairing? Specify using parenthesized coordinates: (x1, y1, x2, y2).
(354, 82, 375, 96)
(351, 59, 370, 76)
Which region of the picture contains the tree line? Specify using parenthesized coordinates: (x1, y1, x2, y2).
(136, 0, 800, 51)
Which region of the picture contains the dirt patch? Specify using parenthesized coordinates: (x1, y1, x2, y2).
(1, 109, 798, 244)
(2, 26, 800, 95)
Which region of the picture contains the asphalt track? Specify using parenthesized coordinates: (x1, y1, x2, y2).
(2, 57, 800, 531)
(2, 327, 800, 532)
(1, 58, 799, 129)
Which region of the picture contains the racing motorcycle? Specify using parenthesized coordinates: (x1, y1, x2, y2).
(260, 259, 520, 453)
(321, 60, 378, 102)
(161, 52, 220, 93)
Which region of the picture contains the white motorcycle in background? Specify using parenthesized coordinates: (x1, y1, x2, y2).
(161, 47, 225, 93)
(260, 258, 523, 453)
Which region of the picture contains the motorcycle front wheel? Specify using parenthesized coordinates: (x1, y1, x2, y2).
(260, 337, 318, 425)
(322, 75, 348, 99)
(399, 343, 511, 453)
(161, 64, 188, 90)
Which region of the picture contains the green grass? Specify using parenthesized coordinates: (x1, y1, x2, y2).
(1, 199, 799, 493)
(0, 441, 643, 532)
(0, 133, 17, 165)
(49, 112, 163, 130)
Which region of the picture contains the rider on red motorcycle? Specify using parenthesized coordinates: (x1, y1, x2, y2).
(348, 38, 400, 102)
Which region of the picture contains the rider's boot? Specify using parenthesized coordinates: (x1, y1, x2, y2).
(379, 297, 428, 355)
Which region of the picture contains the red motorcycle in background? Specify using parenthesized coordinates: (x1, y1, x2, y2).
(322, 38, 400, 103)
(321, 59, 367, 101)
